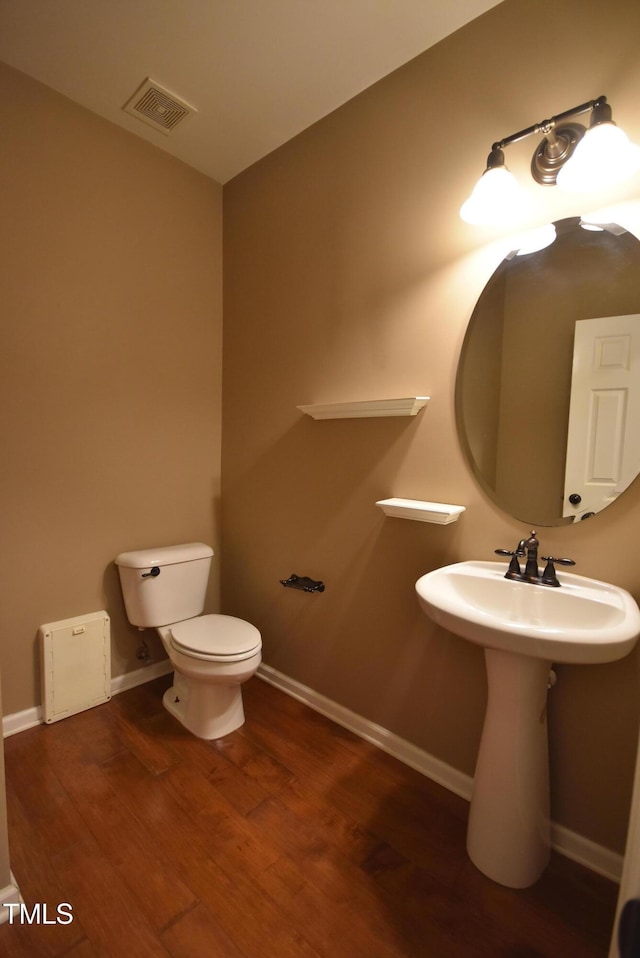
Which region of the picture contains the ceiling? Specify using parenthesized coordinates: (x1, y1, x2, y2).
(0, 0, 502, 184)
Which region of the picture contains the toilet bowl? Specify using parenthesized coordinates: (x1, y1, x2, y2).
(115, 543, 262, 739)
(158, 614, 261, 738)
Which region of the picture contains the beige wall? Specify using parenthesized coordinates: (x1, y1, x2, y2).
(0, 676, 9, 891)
(222, 0, 640, 854)
(0, 63, 223, 714)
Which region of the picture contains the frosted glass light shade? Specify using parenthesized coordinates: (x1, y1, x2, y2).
(460, 166, 530, 226)
(511, 223, 557, 256)
(557, 122, 640, 193)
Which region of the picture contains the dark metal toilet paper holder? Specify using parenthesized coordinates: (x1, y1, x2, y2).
(280, 574, 325, 593)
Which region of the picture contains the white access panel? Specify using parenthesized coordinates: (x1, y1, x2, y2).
(39, 611, 111, 724)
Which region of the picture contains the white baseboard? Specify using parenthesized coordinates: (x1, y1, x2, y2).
(109, 659, 173, 695)
(2, 707, 42, 739)
(257, 663, 474, 798)
(257, 663, 624, 883)
(0, 873, 23, 924)
(2, 660, 173, 738)
(551, 822, 624, 882)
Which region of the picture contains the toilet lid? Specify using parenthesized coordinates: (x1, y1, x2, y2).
(170, 614, 261, 658)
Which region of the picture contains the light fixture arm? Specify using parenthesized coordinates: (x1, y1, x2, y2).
(482, 96, 613, 187)
(490, 95, 607, 153)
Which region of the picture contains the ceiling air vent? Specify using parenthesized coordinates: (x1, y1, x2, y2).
(123, 78, 196, 135)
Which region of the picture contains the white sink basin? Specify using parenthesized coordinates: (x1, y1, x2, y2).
(416, 560, 640, 665)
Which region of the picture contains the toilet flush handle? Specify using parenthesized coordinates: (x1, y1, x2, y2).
(141, 567, 161, 578)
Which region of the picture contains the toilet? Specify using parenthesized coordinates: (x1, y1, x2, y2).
(115, 542, 261, 739)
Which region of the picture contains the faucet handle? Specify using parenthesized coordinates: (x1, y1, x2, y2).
(540, 555, 576, 587)
(495, 548, 523, 580)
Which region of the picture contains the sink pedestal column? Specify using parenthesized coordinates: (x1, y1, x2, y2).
(467, 648, 551, 888)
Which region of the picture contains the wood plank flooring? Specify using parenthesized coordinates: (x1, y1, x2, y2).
(0, 675, 618, 957)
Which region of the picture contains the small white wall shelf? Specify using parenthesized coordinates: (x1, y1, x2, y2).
(297, 397, 429, 420)
(376, 498, 466, 525)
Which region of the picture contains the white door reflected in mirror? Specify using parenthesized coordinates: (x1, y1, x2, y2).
(563, 313, 640, 520)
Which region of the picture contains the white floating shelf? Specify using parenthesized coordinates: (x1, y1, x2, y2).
(375, 498, 466, 525)
(297, 397, 429, 420)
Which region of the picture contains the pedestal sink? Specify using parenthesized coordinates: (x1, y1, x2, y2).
(415, 560, 640, 888)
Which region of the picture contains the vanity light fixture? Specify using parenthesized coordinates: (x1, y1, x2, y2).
(460, 95, 640, 226)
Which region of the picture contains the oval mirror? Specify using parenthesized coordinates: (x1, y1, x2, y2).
(456, 216, 640, 526)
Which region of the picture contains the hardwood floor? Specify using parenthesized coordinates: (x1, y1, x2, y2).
(0, 674, 618, 957)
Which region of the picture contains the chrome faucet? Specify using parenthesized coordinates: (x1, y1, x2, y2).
(495, 530, 575, 587)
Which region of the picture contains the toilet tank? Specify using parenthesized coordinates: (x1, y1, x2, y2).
(115, 542, 213, 627)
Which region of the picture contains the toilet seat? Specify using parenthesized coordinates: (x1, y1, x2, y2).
(170, 614, 261, 663)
